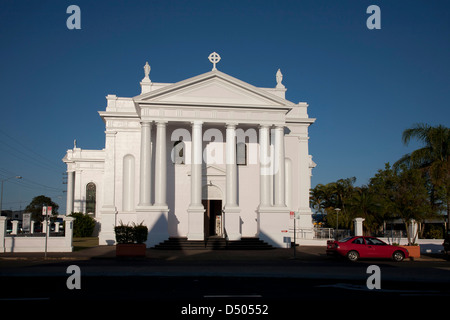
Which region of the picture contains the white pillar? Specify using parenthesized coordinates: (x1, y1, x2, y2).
(353, 217, 365, 236)
(99, 130, 118, 245)
(140, 120, 170, 247)
(63, 216, 75, 252)
(224, 123, 241, 241)
(11, 220, 18, 235)
(259, 125, 271, 208)
(66, 171, 75, 214)
(0, 216, 6, 252)
(274, 125, 286, 207)
(225, 123, 238, 208)
(408, 219, 419, 244)
(187, 121, 205, 240)
(154, 121, 167, 207)
(139, 121, 152, 207)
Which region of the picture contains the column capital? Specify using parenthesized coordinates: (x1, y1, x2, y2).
(273, 124, 285, 129)
(191, 120, 203, 126)
(155, 120, 168, 126)
(140, 120, 152, 126)
(225, 122, 238, 128)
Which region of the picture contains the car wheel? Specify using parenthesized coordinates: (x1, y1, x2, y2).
(347, 250, 359, 262)
(392, 250, 405, 262)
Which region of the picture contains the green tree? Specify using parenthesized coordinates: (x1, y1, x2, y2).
(394, 123, 450, 231)
(348, 186, 382, 235)
(370, 163, 432, 244)
(24, 195, 59, 222)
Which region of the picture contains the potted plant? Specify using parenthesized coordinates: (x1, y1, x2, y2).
(115, 221, 148, 257)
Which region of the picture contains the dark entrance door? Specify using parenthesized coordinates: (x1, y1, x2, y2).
(202, 199, 222, 237)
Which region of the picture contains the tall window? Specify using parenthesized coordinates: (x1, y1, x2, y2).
(86, 182, 96, 215)
(236, 142, 247, 165)
(173, 140, 185, 164)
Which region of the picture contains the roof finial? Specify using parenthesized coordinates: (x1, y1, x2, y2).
(208, 52, 221, 71)
(276, 69, 285, 89)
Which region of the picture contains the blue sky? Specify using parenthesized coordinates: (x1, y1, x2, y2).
(0, 0, 449, 213)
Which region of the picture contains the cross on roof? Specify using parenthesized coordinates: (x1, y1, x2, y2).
(208, 52, 221, 70)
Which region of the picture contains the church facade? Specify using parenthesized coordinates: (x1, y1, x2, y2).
(63, 53, 316, 248)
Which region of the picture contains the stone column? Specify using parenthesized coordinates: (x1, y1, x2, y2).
(139, 121, 152, 207)
(187, 121, 205, 240)
(63, 216, 75, 252)
(140, 120, 170, 248)
(154, 121, 167, 207)
(66, 171, 75, 214)
(224, 123, 241, 241)
(225, 123, 238, 208)
(258, 125, 271, 208)
(99, 130, 118, 245)
(273, 125, 286, 207)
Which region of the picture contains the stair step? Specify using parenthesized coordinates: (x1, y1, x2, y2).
(153, 237, 273, 250)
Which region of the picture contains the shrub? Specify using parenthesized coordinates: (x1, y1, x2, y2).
(114, 221, 148, 244)
(70, 212, 96, 237)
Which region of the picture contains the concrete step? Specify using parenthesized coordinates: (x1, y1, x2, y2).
(153, 237, 273, 250)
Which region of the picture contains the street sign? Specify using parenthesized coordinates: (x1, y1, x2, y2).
(42, 206, 52, 215)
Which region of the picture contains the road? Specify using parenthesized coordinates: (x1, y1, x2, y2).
(1, 249, 449, 316)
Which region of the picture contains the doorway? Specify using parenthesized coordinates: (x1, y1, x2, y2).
(202, 199, 223, 237)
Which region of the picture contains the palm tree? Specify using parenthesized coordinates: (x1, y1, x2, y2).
(349, 186, 381, 235)
(394, 123, 450, 232)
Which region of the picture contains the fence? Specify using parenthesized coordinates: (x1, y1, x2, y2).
(0, 216, 75, 253)
(314, 227, 351, 240)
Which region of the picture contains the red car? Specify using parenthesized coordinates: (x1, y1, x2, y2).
(327, 236, 409, 262)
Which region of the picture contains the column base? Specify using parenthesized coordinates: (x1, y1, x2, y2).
(223, 206, 241, 241)
(98, 207, 117, 246)
(136, 206, 169, 247)
(258, 206, 290, 248)
(187, 205, 205, 241)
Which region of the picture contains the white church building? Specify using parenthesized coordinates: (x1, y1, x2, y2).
(63, 53, 316, 248)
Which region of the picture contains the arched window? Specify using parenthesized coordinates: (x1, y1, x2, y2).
(236, 142, 247, 165)
(173, 140, 185, 164)
(86, 182, 96, 215)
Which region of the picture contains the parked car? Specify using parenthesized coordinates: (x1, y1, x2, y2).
(327, 236, 409, 262)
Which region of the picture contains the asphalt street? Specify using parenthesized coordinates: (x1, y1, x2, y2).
(1, 246, 449, 317)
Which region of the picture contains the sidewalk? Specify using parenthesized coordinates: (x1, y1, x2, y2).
(0, 244, 447, 263)
(0, 245, 324, 262)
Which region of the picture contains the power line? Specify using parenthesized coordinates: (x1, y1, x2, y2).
(0, 129, 64, 172)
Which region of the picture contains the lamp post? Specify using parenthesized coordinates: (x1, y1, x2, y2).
(334, 208, 341, 240)
(0, 176, 22, 216)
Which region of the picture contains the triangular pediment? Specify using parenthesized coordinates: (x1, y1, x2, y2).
(134, 70, 294, 109)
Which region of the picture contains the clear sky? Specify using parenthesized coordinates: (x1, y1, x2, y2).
(0, 0, 449, 213)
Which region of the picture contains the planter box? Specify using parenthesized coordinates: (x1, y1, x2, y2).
(399, 245, 420, 260)
(116, 243, 146, 257)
